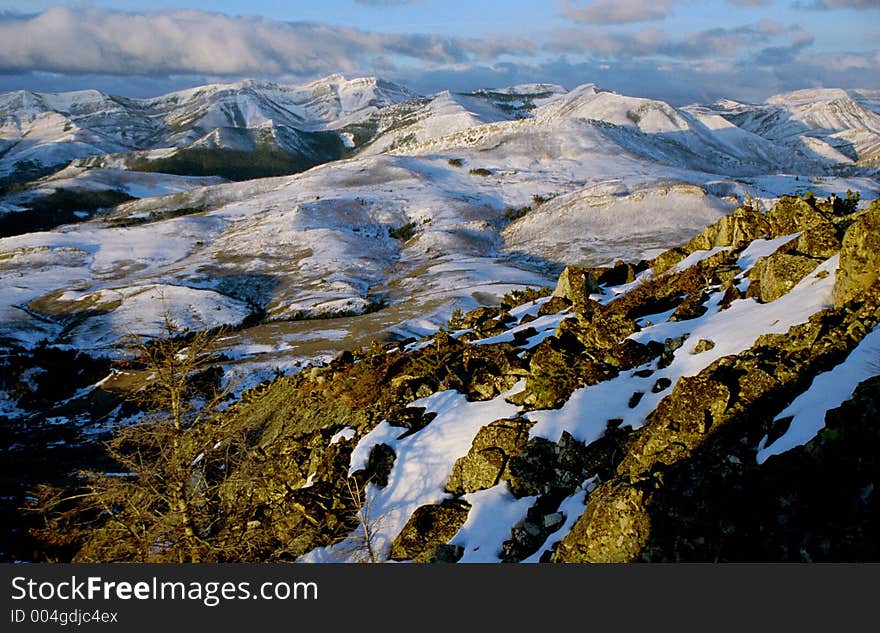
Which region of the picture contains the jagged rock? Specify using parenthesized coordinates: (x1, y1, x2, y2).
(555, 304, 637, 352)
(748, 252, 821, 303)
(366, 443, 396, 488)
(833, 206, 880, 308)
(718, 282, 742, 310)
(460, 343, 528, 401)
(519, 313, 538, 325)
(461, 306, 503, 329)
(765, 196, 832, 235)
(553, 266, 600, 311)
(652, 377, 672, 393)
(573, 261, 640, 287)
(669, 291, 709, 321)
(651, 247, 688, 275)
(657, 335, 687, 369)
(714, 265, 741, 285)
(601, 260, 638, 286)
(499, 492, 571, 562)
(506, 438, 562, 497)
(390, 501, 470, 562)
(796, 222, 841, 259)
(621, 376, 731, 475)
(520, 337, 586, 409)
(555, 478, 652, 563)
(684, 207, 772, 253)
(445, 418, 534, 494)
(692, 339, 716, 354)
(537, 295, 572, 316)
(387, 407, 437, 435)
(512, 326, 538, 345)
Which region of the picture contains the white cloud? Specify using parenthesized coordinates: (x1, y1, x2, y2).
(559, 0, 676, 24)
(558, 0, 776, 25)
(544, 22, 792, 59)
(0, 7, 531, 76)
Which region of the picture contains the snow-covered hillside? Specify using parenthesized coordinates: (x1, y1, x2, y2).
(2, 76, 880, 566)
(0, 75, 418, 180)
(1, 79, 878, 364)
(700, 88, 880, 167)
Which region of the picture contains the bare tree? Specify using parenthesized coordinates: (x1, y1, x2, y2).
(343, 477, 383, 563)
(31, 311, 239, 562)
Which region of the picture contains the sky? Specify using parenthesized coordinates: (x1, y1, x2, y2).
(0, 1, 877, 104)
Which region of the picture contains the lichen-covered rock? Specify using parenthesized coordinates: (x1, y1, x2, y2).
(669, 292, 709, 322)
(553, 266, 600, 311)
(683, 206, 771, 253)
(833, 206, 880, 308)
(517, 337, 588, 409)
(537, 295, 572, 317)
(554, 478, 652, 563)
(555, 304, 638, 352)
(389, 501, 470, 562)
(766, 195, 832, 235)
(651, 247, 688, 275)
(445, 418, 534, 494)
(692, 339, 715, 354)
(619, 376, 730, 475)
(748, 252, 821, 303)
(796, 222, 841, 259)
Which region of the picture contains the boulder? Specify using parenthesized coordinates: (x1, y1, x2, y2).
(796, 222, 841, 259)
(537, 295, 572, 317)
(553, 266, 600, 310)
(619, 375, 730, 475)
(554, 478, 652, 563)
(765, 196, 832, 235)
(748, 252, 821, 303)
(389, 501, 470, 562)
(445, 418, 534, 494)
(692, 339, 716, 354)
(651, 247, 688, 275)
(833, 206, 880, 308)
(683, 207, 771, 252)
(598, 260, 637, 286)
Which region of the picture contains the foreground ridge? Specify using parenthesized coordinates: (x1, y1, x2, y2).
(29, 194, 880, 563)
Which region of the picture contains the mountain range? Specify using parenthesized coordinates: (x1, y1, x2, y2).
(0, 75, 878, 563)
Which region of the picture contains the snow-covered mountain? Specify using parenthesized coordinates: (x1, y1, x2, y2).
(0, 75, 418, 181)
(1, 78, 878, 358)
(695, 88, 880, 167)
(2, 76, 880, 564)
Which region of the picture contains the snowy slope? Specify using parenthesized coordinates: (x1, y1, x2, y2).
(0, 75, 418, 179)
(295, 214, 876, 563)
(708, 88, 880, 166)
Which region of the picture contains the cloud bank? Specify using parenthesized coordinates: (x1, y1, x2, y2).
(0, 7, 530, 76)
(0, 6, 876, 106)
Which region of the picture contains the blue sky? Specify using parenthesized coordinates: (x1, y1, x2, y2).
(0, 1, 877, 103)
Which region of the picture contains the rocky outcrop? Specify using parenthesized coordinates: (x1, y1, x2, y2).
(747, 251, 821, 303)
(553, 266, 600, 311)
(389, 500, 470, 562)
(554, 478, 651, 563)
(765, 195, 832, 235)
(445, 418, 534, 494)
(834, 204, 880, 308)
(796, 222, 841, 259)
(652, 206, 770, 274)
(555, 282, 880, 562)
